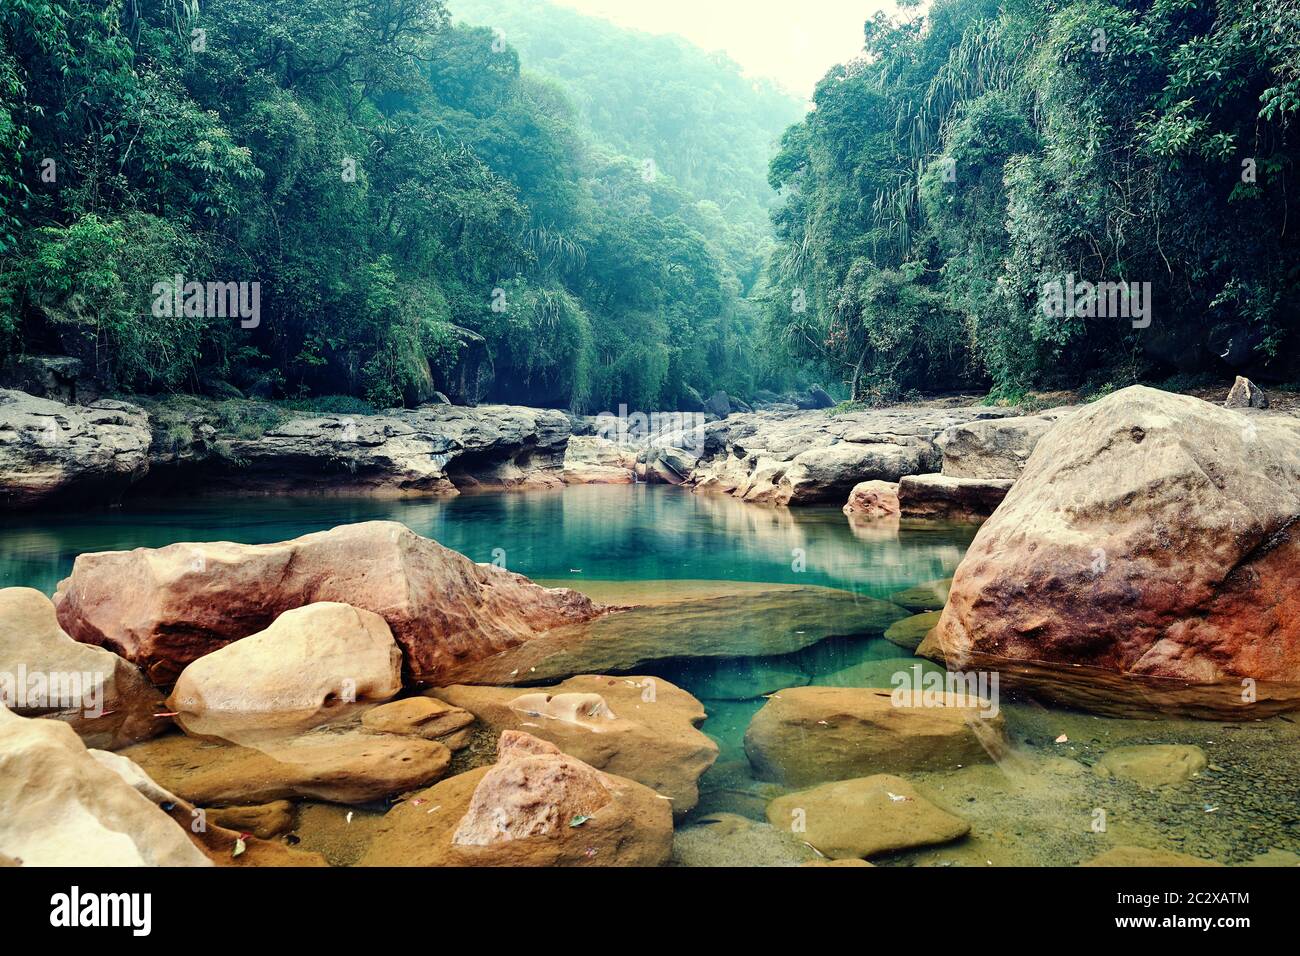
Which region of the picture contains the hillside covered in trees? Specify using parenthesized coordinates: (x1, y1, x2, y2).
(3, 0, 1298, 414)
(764, 0, 1300, 404)
(0, 0, 800, 412)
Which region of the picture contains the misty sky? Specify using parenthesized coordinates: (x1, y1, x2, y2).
(551, 0, 905, 97)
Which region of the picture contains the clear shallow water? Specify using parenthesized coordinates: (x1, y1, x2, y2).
(0, 484, 974, 601)
(8, 485, 1296, 867)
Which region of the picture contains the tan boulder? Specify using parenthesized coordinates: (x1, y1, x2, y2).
(744, 686, 1005, 787)
(53, 520, 606, 684)
(1093, 744, 1207, 788)
(884, 611, 943, 652)
(1082, 846, 1222, 867)
(432, 675, 719, 814)
(360, 731, 673, 866)
(120, 727, 451, 805)
(0, 587, 164, 749)
(168, 602, 402, 734)
(931, 386, 1300, 718)
(843, 480, 900, 518)
(767, 774, 970, 859)
(361, 696, 475, 749)
(0, 707, 210, 866)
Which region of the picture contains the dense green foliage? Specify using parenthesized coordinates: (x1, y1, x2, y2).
(766, 0, 1300, 402)
(451, 0, 805, 289)
(0, 0, 792, 410)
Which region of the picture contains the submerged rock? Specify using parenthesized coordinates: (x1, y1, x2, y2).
(0, 707, 210, 866)
(884, 611, 943, 652)
(361, 697, 475, 749)
(673, 812, 817, 867)
(889, 578, 951, 613)
(0, 587, 164, 749)
(168, 602, 403, 733)
(0, 389, 151, 508)
(1093, 744, 1207, 788)
(54, 520, 605, 684)
(930, 386, 1300, 718)
(744, 686, 1006, 787)
(766, 774, 970, 860)
(432, 675, 718, 814)
(360, 731, 673, 866)
(897, 474, 1014, 521)
(120, 727, 451, 805)
(1082, 846, 1222, 867)
(206, 800, 296, 839)
(440, 585, 908, 685)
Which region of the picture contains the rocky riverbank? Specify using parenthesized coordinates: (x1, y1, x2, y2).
(1, 380, 1297, 868)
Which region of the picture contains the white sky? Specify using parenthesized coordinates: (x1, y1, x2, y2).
(549, 0, 906, 98)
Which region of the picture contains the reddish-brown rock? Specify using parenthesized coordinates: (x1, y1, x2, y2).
(842, 480, 900, 519)
(930, 386, 1300, 717)
(360, 730, 673, 866)
(53, 521, 606, 683)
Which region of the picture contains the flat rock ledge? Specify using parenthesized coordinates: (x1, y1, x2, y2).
(0, 389, 574, 508)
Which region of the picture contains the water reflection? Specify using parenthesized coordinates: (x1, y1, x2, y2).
(0, 485, 975, 600)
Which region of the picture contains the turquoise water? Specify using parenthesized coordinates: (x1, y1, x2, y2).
(0, 484, 973, 601)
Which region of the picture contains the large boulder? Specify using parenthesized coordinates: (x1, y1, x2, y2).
(168, 602, 403, 734)
(766, 774, 970, 860)
(929, 386, 1300, 718)
(935, 411, 1066, 479)
(120, 727, 452, 805)
(0, 355, 89, 403)
(897, 474, 1014, 521)
(0, 390, 151, 509)
(53, 520, 606, 684)
(744, 686, 1006, 787)
(360, 731, 673, 866)
(0, 707, 210, 866)
(0, 588, 164, 749)
(431, 675, 719, 814)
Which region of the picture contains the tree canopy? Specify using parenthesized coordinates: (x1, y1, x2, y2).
(764, 0, 1300, 403)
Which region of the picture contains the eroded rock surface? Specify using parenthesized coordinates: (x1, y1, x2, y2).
(642, 405, 1015, 505)
(0, 707, 210, 866)
(360, 731, 673, 866)
(432, 676, 718, 814)
(897, 474, 1014, 521)
(930, 386, 1300, 717)
(0, 389, 151, 508)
